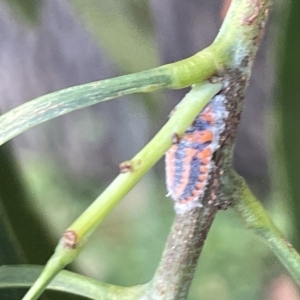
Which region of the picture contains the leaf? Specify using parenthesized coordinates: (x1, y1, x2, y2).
(0, 265, 147, 300)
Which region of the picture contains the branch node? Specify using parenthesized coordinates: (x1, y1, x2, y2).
(119, 161, 133, 173)
(63, 230, 78, 249)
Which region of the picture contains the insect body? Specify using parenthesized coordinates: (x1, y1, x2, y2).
(165, 94, 228, 213)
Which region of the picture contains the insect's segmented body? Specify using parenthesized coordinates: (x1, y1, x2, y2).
(165, 94, 228, 212)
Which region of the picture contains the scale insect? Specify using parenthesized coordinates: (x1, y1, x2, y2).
(165, 94, 228, 213)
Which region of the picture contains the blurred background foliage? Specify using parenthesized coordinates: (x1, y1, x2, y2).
(0, 0, 299, 299)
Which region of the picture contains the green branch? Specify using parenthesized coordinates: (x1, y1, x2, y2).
(234, 176, 300, 285)
(22, 82, 221, 300)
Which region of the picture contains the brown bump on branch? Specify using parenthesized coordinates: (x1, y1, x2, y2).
(119, 161, 133, 173)
(63, 230, 77, 249)
(172, 133, 181, 144)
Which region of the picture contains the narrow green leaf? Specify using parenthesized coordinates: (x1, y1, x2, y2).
(0, 265, 147, 300)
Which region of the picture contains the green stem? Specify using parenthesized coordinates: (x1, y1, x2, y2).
(234, 178, 300, 285)
(69, 82, 221, 240)
(22, 240, 81, 300)
(22, 82, 221, 300)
